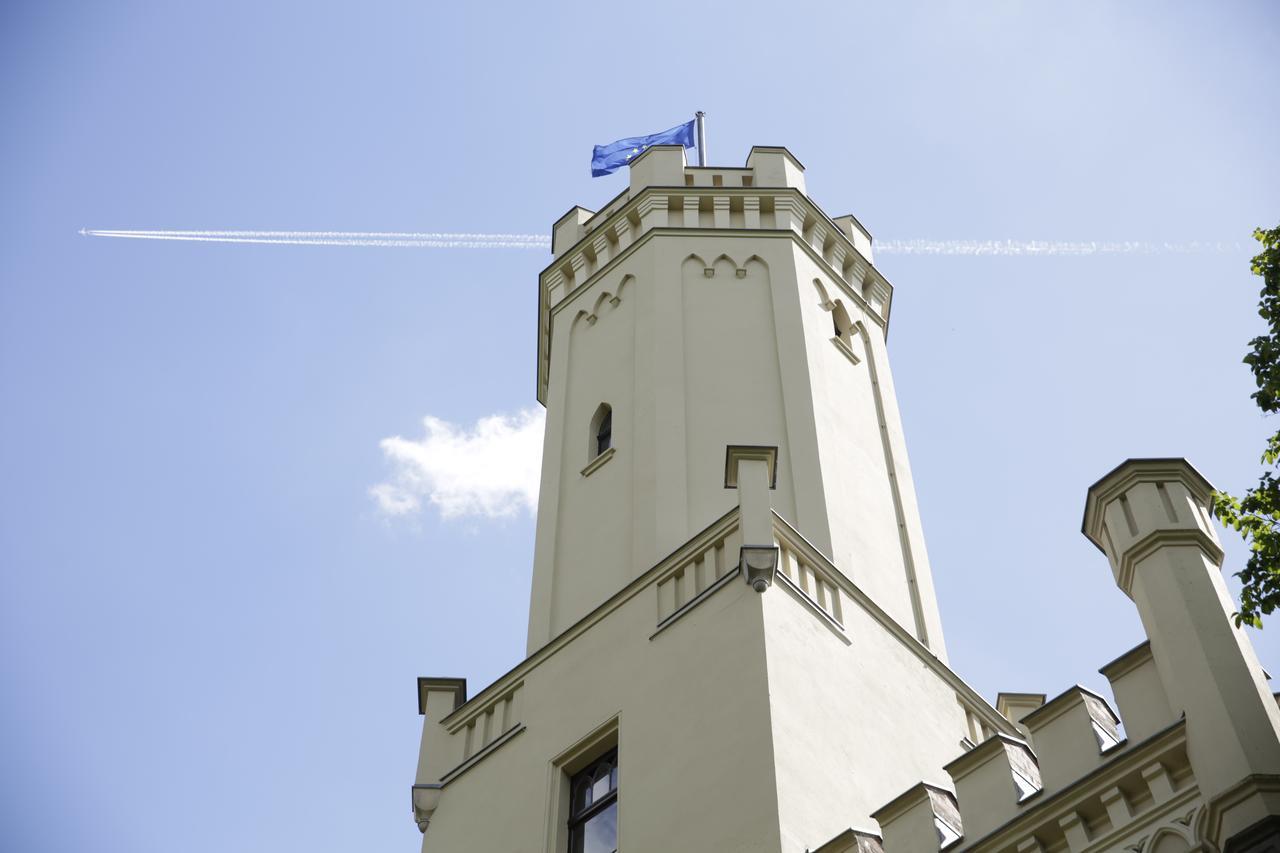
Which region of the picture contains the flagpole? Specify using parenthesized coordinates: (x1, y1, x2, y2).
(695, 111, 707, 167)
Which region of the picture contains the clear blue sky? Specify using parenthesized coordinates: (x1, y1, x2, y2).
(2, 2, 1277, 851)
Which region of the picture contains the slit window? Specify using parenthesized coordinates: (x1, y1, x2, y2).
(591, 404, 613, 459)
(832, 299, 855, 347)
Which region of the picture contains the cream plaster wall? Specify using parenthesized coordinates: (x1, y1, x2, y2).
(528, 217, 945, 658)
(421, 506, 995, 853)
(425, 558, 788, 852)
(762, 576, 969, 851)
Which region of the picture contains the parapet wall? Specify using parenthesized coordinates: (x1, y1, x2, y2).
(536, 146, 887, 405)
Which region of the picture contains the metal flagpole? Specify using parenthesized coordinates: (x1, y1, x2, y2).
(695, 111, 707, 166)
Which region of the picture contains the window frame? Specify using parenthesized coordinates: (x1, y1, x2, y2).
(567, 748, 618, 853)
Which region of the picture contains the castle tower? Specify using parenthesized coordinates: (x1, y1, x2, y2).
(527, 144, 946, 658)
(411, 146, 1016, 852)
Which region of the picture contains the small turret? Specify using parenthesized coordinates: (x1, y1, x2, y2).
(1083, 457, 1280, 847)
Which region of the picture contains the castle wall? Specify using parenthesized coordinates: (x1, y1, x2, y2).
(424, 517, 786, 852)
(763, 569, 969, 851)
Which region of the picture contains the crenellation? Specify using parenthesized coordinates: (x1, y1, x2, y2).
(996, 693, 1047, 742)
(552, 206, 594, 257)
(833, 213, 875, 263)
(946, 734, 1043, 842)
(812, 828, 886, 853)
(1022, 687, 1123, 793)
(873, 782, 963, 853)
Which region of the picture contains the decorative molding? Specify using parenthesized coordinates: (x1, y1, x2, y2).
(580, 446, 616, 478)
(724, 445, 779, 489)
(1116, 528, 1225, 597)
(649, 568, 739, 640)
(417, 677, 467, 715)
(438, 508, 743, 729)
(775, 568, 849, 643)
(831, 335, 861, 365)
(439, 724, 526, 786)
(1203, 774, 1280, 850)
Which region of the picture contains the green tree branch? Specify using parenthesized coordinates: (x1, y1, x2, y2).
(1213, 225, 1280, 628)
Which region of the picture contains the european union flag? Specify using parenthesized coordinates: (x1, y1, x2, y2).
(591, 120, 696, 177)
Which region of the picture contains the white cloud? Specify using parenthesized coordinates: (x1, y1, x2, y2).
(371, 409, 545, 520)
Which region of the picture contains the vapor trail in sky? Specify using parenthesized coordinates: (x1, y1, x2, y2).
(80, 229, 550, 249)
(81, 230, 1243, 256)
(874, 239, 1244, 256)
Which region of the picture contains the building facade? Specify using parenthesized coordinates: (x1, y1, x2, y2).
(410, 146, 1280, 852)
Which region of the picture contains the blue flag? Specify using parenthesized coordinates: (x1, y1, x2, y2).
(591, 120, 696, 177)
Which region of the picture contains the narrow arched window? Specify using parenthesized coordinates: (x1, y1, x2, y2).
(568, 749, 618, 853)
(832, 300, 854, 346)
(590, 403, 612, 459)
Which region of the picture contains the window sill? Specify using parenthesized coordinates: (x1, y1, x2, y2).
(831, 336, 861, 365)
(581, 446, 616, 477)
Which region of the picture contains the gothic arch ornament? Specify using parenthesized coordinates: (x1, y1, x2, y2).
(711, 253, 737, 279)
(812, 278, 835, 311)
(614, 274, 634, 302)
(591, 290, 614, 317)
(742, 254, 767, 278)
(1149, 825, 1195, 853)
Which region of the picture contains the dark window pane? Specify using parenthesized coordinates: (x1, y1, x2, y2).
(596, 410, 612, 455)
(570, 801, 617, 853)
(573, 780, 591, 813)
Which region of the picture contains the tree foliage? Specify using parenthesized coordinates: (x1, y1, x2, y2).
(1213, 225, 1280, 627)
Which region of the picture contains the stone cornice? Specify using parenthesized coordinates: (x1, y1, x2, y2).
(1082, 457, 1216, 552)
(1099, 639, 1155, 682)
(1203, 774, 1280, 849)
(416, 677, 467, 715)
(1117, 527, 1226, 596)
(535, 185, 891, 404)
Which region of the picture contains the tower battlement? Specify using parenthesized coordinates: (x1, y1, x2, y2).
(538, 146, 884, 406)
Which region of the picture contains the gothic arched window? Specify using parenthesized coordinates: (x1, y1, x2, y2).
(832, 299, 855, 347)
(569, 749, 618, 853)
(590, 404, 612, 459)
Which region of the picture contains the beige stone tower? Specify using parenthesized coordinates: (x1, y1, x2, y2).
(411, 146, 1018, 852)
(527, 145, 946, 658)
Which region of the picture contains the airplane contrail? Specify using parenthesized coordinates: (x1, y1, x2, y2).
(80, 229, 551, 249)
(81, 229, 1244, 256)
